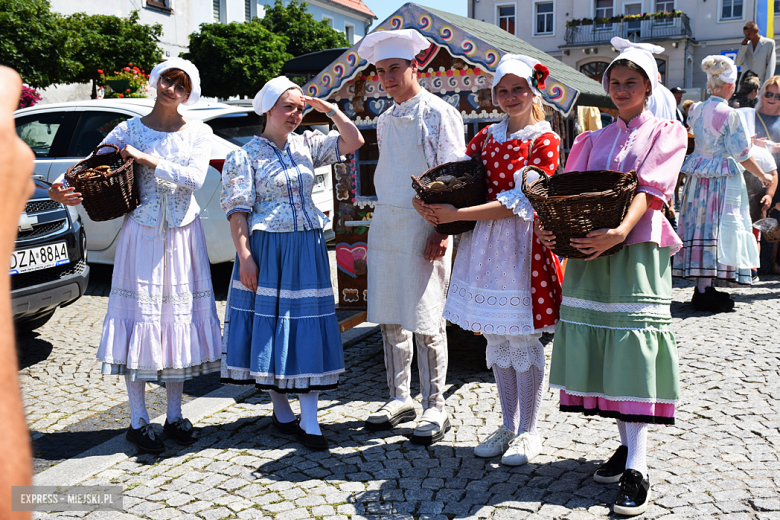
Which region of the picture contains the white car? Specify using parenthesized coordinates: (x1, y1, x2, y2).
(14, 99, 334, 265)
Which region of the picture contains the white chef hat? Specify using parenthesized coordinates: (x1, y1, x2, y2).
(491, 54, 550, 105)
(252, 76, 303, 116)
(148, 58, 201, 106)
(702, 54, 738, 84)
(357, 29, 430, 65)
(602, 37, 664, 95)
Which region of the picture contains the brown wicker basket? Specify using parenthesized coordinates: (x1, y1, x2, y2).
(759, 209, 780, 243)
(521, 166, 638, 259)
(64, 144, 138, 222)
(411, 154, 486, 235)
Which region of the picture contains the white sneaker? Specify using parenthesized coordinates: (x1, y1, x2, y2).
(365, 399, 417, 431)
(501, 431, 542, 466)
(474, 426, 517, 458)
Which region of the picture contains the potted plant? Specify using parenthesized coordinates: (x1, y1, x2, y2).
(19, 85, 42, 109)
(99, 64, 150, 99)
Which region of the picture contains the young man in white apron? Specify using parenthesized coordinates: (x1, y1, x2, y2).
(357, 29, 466, 444)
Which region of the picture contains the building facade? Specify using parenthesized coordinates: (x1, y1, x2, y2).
(469, 0, 780, 93)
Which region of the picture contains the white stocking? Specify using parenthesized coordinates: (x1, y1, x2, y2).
(696, 278, 712, 293)
(298, 391, 321, 436)
(517, 364, 544, 436)
(624, 422, 649, 478)
(492, 366, 519, 433)
(166, 382, 184, 422)
(616, 419, 628, 446)
(125, 376, 149, 429)
(269, 390, 296, 423)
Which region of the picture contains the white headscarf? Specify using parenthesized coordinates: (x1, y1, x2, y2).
(148, 58, 201, 106)
(602, 37, 663, 95)
(252, 76, 303, 116)
(491, 54, 549, 104)
(357, 29, 429, 65)
(703, 54, 738, 84)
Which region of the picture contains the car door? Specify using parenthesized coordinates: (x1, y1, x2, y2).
(14, 109, 78, 181)
(53, 110, 135, 251)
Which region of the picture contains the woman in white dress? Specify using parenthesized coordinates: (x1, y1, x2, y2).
(49, 58, 222, 454)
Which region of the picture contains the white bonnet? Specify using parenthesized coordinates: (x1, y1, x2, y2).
(602, 37, 663, 94)
(252, 76, 303, 116)
(148, 58, 201, 106)
(491, 54, 549, 105)
(702, 55, 738, 85)
(357, 29, 429, 65)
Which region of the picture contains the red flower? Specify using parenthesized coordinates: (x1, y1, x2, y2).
(126, 88, 131, 92)
(128, 63, 133, 66)
(118, 94, 124, 98)
(97, 69, 103, 74)
(123, 67, 131, 71)
(533, 63, 550, 90)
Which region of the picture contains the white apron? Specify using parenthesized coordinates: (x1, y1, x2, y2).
(366, 101, 452, 335)
(718, 167, 760, 269)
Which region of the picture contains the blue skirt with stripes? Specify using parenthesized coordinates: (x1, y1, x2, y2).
(220, 229, 344, 393)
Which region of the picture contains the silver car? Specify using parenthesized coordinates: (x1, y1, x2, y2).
(14, 99, 334, 265)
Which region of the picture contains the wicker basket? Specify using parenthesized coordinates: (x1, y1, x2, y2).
(411, 154, 486, 235)
(64, 144, 138, 222)
(755, 209, 780, 243)
(521, 166, 638, 259)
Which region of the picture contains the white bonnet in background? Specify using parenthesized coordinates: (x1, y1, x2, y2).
(701, 55, 738, 85)
(148, 58, 201, 106)
(252, 76, 303, 116)
(602, 37, 664, 94)
(491, 54, 550, 105)
(357, 29, 430, 65)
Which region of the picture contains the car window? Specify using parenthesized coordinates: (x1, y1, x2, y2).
(204, 111, 264, 146)
(295, 124, 330, 136)
(69, 111, 130, 157)
(16, 113, 71, 158)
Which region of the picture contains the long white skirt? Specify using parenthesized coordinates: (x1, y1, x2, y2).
(97, 215, 222, 382)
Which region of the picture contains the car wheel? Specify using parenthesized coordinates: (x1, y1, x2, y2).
(15, 310, 56, 335)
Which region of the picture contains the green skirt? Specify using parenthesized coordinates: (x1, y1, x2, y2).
(549, 243, 680, 424)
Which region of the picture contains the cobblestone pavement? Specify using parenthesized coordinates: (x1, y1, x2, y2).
(18, 261, 780, 520)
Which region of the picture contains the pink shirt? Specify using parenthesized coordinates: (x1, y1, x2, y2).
(565, 110, 687, 253)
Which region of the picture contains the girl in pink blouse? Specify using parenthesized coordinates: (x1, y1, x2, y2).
(536, 38, 687, 516)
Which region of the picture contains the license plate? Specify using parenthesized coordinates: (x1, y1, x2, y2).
(314, 174, 326, 191)
(10, 242, 70, 275)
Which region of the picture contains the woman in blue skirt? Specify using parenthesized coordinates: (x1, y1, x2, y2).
(220, 76, 364, 449)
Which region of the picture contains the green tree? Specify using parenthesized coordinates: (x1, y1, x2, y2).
(0, 0, 80, 89)
(260, 0, 350, 58)
(62, 11, 163, 98)
(183, 20, 291, 99)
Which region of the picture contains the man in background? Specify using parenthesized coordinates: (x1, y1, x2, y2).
(735, 21, 776, 85)
(0, 65, 36, 520)
(670, 86, 686, 124)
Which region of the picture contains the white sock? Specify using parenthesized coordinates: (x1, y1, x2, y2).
(269, 390, 296, 423)
(166, 382, 184, 422)
(517, 364, 544, 436)
(625, 422, 649, 479)
(696, 278, 712, 293)
(492, 365, 519, 433)
(617, 419, 628, 446)
(298, 391, 321, 436)
(125, 376, 149, 429)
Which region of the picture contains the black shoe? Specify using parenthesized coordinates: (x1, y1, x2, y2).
(127, 419, 165, 454)
(613, 469, 651, 516)
(296, 424, 329, 450)
(163, 417, 197, 446)
(691, 287, 734, 312)
(594, 445, 627, 484)
(272, 412, 299, 434)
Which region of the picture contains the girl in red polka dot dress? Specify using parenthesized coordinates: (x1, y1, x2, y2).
(415, 54, 563, 466)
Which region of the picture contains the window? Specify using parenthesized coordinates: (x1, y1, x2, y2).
(595, 0, 614, 29)
(213, 0, 220, 22)
(345, 24, 355, 44)
(15, 113, 73, 159)
(721, 0, 743, 20)
(498, 5, 516, 34)
(536, 2, 554, 34)
(146, 0, 170, 10)
(245, 0, 251, 21)
(68, 112, 129, 158)
(204, 111, 264, 147)
(322, 16, 333, 27)
(775, 0, 779, 13)
(580, 61, 609, 82)
(656, 0, 674, 12)
(656, 58, 666, 85)
(625, 3, 642, 35)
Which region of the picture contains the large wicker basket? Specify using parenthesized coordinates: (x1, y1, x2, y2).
(64, 144, 138, 222)
(411, 154, 486, 235)
(521, 166, 638, 259)
(755, 209, 780, 243)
